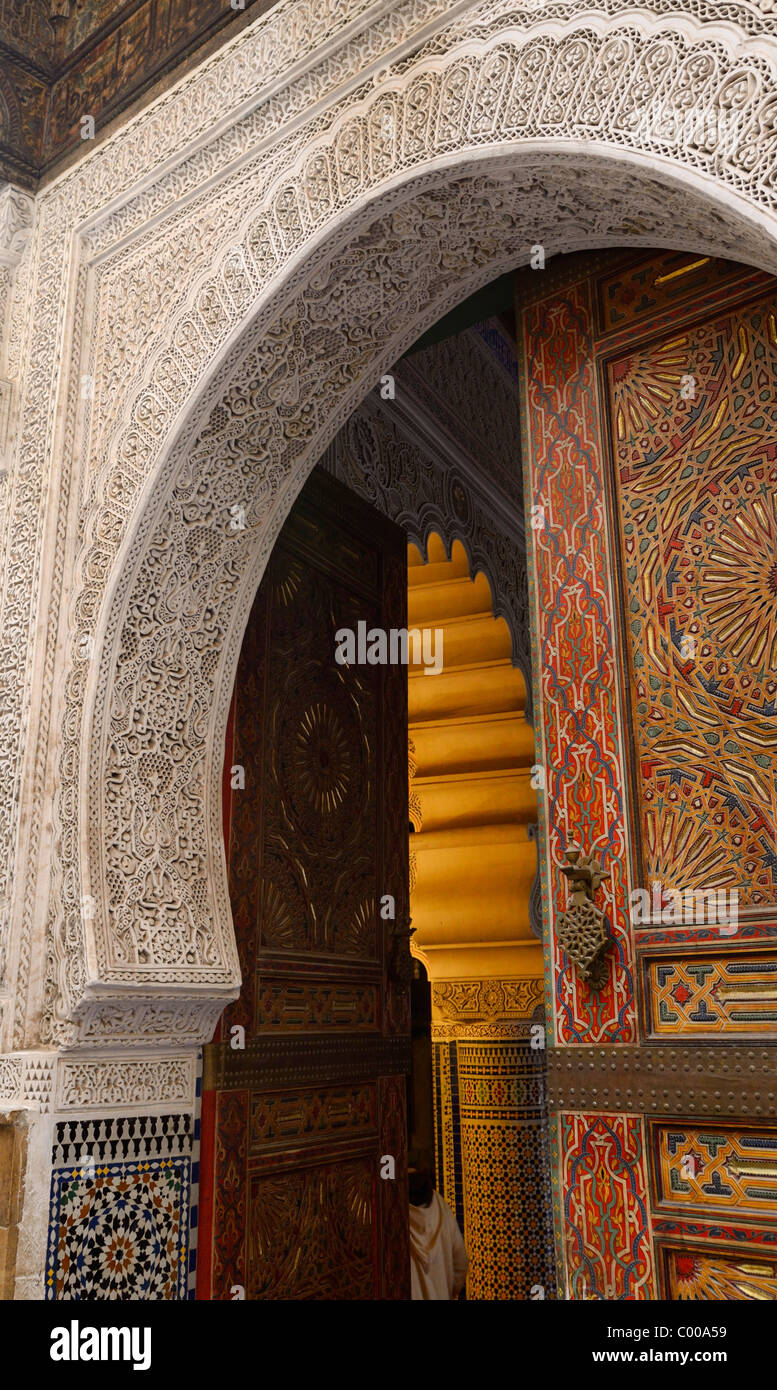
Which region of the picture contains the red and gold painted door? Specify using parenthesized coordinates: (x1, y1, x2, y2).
(198, 467, 411, 1300)
(518, 250, 777, 1299)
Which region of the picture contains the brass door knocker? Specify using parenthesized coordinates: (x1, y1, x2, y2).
(557, 846, 611, 989)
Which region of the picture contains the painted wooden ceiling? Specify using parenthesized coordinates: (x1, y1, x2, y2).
(0, 0, 274, 188)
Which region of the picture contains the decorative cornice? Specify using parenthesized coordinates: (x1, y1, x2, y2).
(547, 1045, 777, 1117)
(0, 1047, 199, 1113)
(72, 995, 232, 1049)
(432, 1020, 541, 1041)
(433, 978, 545, 1024)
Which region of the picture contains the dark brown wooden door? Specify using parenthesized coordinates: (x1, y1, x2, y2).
(199, 466, 411, 1300)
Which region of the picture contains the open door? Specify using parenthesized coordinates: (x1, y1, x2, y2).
(198, 467, 411, 1300)
(518, 249, 777, 1299)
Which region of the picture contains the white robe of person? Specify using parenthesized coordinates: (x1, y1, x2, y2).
(409, 1191, 467, 1299)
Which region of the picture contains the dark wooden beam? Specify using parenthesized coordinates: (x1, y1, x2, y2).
(546, 1044, 777, 1118)
(203, 1034, 412, 1091)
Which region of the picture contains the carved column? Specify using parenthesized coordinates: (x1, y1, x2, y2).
(431, 981, 556, 1299)
(0, 183, 35, 1045)
(0, 184, 208, 1301)
(0, 187, 51, 1302)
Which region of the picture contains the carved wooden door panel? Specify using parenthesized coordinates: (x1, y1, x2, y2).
(198, 466, 411, 1300)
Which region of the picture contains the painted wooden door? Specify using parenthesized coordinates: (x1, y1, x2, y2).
(198, 466, 411, 1299)
(518, 249, 777, 1299)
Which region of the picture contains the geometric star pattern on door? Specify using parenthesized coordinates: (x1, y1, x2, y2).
(652, 1122, 777, 1217)
(666, 1247, 777, 1300)
(609, 293, 777, 906)
(645, 953, 777, 1035)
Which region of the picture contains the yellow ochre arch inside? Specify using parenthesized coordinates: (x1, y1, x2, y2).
(407, 534, 542, 989)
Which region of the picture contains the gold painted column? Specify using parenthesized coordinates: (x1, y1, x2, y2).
(431, 983, 555, 1299)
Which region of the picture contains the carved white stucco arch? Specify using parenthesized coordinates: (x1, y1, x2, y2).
(11, 3, 775, 1046)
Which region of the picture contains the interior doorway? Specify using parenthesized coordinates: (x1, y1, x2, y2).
(192, 257, 562, 1299)
(197, 429, 554, 1298)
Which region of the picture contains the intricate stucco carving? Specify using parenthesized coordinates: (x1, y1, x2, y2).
(55, 1055, 196, 1110)
(402, 326, 523, 504)
(0, 1, 775, 1050)
(0, 185, 35, 1027)
(433, 978, 545, 1022)
(323, 383, 533, 695)
(0, 1048, 196, 1112)
(0, 1053, 55, 1112)
(0, 187, 34, 267)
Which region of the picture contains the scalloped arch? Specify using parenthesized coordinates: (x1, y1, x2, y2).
(41, 9, 777, 1042)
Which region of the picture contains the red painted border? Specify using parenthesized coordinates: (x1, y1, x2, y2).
(196, 1087, 217, 1301)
